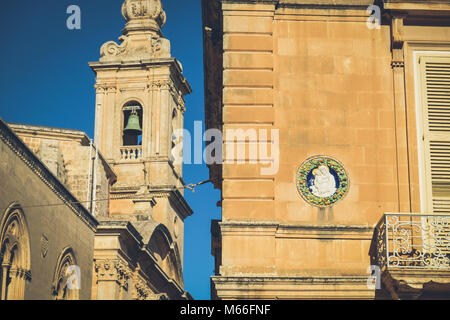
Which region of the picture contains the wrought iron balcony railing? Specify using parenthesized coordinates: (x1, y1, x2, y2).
(120, 146, 143, 161)
(375, 213, 450, 270)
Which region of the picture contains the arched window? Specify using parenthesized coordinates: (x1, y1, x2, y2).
(122, 101, 143, 146)
(0, 204, 31, 300)
(147, 225, 182, 285)
(52, 247, 79, 300)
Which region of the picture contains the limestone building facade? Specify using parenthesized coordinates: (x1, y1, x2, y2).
(0, 120, 97, 300)
(0, 0, 192, 300)
(203, 0, 450, 299)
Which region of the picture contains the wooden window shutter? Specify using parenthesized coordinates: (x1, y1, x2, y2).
(418, 56, 450, 214)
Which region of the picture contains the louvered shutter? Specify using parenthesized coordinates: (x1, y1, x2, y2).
(419, 56, 450, 214)
(418, 56, 450, 256)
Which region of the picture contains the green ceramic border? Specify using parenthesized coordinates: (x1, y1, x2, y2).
(296, 155, 350, 208)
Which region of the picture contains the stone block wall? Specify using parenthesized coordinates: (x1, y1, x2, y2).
(9, 124, 115, 218)
(0, 120, 97, 300)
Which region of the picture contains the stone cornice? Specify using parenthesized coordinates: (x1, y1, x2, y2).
(383, 0, 450, 24)
(212, 275, 371, 284)
(211, 275, 375, 299)
(148, 186, 194, 220)
(221, 0, 441, 8)
(221, 0, 278, 4)
(221, 0, 375, 9)
(276, 223, 375, 239)
(109, 185, 193, 220)
(96, 220, 144, 245)
(89, 58, 192, 96)
(277, 0, 373, 10)
(383, 0, 450, 12)
(0, 119, 98, 230)
(8, 123, 90, 145)
(281, 0, 370, 3)
(110, 186, 141, 194)
(218, 220, 375, 239)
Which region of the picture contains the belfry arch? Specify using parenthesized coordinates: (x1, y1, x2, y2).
(122, 101, 143, 147)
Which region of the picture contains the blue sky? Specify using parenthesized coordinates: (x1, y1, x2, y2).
(0, 0, 221, 300)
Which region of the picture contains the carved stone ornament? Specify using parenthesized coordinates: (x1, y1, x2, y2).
(99, 35, 171, 62)
(100, 36, 129, 60)
(121, 0, 166, 28)
(94, 83, 117, 93)
(99, 0, 171, 62)
(94, 259, 132, 289)
(135, 278, 153, 300)
(40, 234, 49, 258)
(296, 156, 350, 208)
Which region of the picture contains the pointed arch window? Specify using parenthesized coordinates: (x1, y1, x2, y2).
(0, 204, 31, 300)
(52, 247, 79, 300)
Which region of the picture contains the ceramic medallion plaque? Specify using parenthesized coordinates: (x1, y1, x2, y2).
(296, 156, 349, 207)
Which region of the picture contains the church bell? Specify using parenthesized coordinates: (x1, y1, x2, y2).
(124, 110, 142, 135)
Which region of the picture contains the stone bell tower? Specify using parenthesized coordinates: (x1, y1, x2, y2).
(89, 0, 193, 253)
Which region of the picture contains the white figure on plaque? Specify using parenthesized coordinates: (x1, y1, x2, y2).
(310, 165, 337, 198)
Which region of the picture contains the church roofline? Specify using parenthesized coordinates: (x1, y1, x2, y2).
(0, 118, 99, 230)
(8, 122, 90, 143)
(9, 122, 118, 184)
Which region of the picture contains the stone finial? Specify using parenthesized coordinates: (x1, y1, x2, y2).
(99, 0, 171, 62)
(121, 0, 167, 35)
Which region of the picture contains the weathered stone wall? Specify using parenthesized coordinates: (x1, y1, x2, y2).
(218, 2, 389, 278)
(0, 121, 97, 300)
(11, 124, 115, 218)
(205, 0, 410, 299)
(59, 142, 111, 218)
(207, 0, 450, 299)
